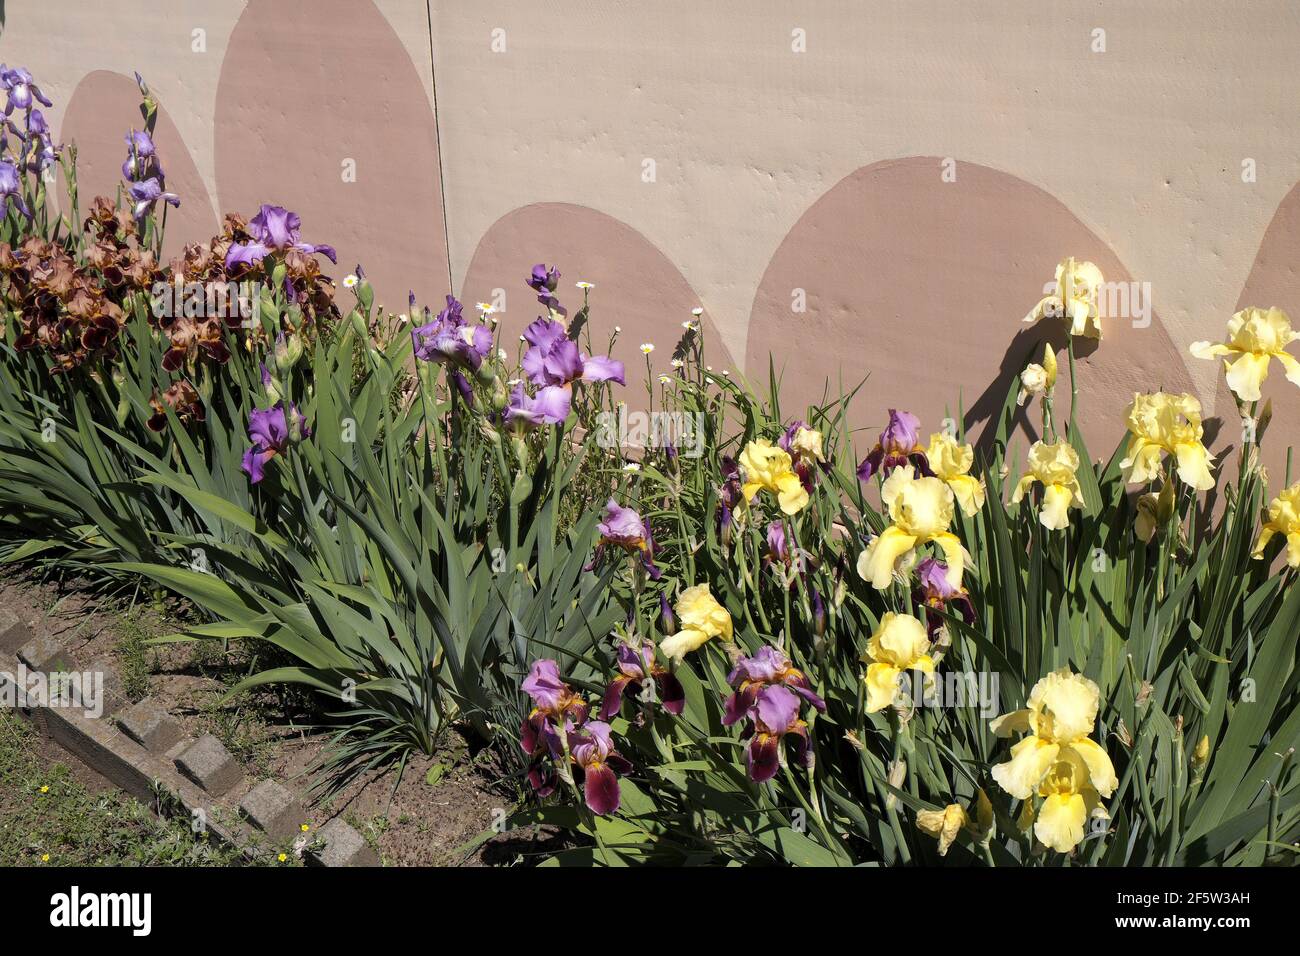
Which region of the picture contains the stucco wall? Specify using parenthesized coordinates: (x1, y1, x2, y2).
(5, 0, 1300, 470)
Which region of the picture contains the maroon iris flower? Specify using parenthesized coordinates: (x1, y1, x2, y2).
(723, 646, 824, 783)
(723, 645, 825, 726)
(856, 409, 931, 481)
(599, 639, 685, 721)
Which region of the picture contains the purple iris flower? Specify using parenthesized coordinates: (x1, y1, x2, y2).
(527, 263, 565, 316)
(225, 204, 337, 269)
(0, 160, 31, 219)
(503, 383, 571, 428)
(766, 520, 788, 563)
(240, 402, 309, 484)
(913, 557, 976, 637)
(412, 309, 493, 371)
(600, 639, 685, 721)
(0, 66, 52, 116)
(742, 685, 814, 784)
(857, 408, 931, 481)
(723, 645, 826, 728)
(522, 658, 569, 713)
(129, 177, 180, 221)
(716, 455, 743, 543)
(586, 498, 661, 580)
(521, 317, 624, 387)
(121, 129, 161, 182)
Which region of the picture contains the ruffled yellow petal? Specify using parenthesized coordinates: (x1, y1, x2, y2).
(1039, 482, 1075, 531)
(1288, 531, 1300, 568)
(775, 472, 809, 515)
(947, 474, 985, 517)
(1173, 441, 1215, 492)
(660, 626, 711, 663)
(1274, 349, 1300, 387)
(1023, 295, 1055, 326)
(990, 709, 1032, 737)
(1035, 792, 1088, 852)
(933, 532, 966, 590)
(1121, 439, 1163, 485)
(991, 737, 1059, 800)
(916, 804, 969, 856)
(1189, 340, 1233, 361)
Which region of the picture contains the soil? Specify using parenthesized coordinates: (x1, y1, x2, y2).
(0, 570, 563, 866)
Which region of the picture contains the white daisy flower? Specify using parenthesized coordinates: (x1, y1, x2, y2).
(640, 343, 655, 354)
(343, 274, 359, 288)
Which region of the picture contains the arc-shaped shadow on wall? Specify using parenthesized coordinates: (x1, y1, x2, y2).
(60, 70, 217, 259)
(747, 157, 1196, 464)
(214, 0, 449, 311)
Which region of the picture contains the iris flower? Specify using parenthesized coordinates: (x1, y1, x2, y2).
(1252, 482, 1300, 567)
(0, 66, 52, 115)
(527, 263, 566, 316)
(739, 685, 816, 783)
(600, 639, 684, 720)
(857, 409, 930, 481)
(1023, 257, 1104, 340)
(412, 295, 493, 372)
(857, 467, 965, 591)
(777, 420, 826, 491)
(739, 439, 809, 515)
(128, 177, 181, 221)
(1010, 440, 1085, 530)
(225, 204, 337, 269)
(926, 432, 985, 517)
(241, 402, 309, 484)
(587, 498, 660, 579)
(566, 720, 633, 815)
(1119, 392, 1215, 491)
(660, 584, 732, 662)
(990, 668, 1118, 853)
(916, 794, 994, 857)
(861, 612, 935, 713)
(1190, 307, 1300, 403)
(521, 316, 624, 386)
(723, 645, 825, 726)
(0, 159, 31, 219)
(503, 382, 571, 427)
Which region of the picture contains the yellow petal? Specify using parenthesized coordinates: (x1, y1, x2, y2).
(1288, 531, 1300, 568)
(991, 737, 1059, 800)
(947, 474, 985, 517)
(1173, 440, 1215, 492)
(865, 662, 902, 713)
(1274, 349, 1300, 387)
(1039, 482, 1075, 531)
(1068, 738, 1119, 798)
(660, 626, 711, 663)
(858, 526, 918, 590)
(1023, 296, 1055, 325)
(775, 472, 809, 515)
(1189, 340, 1232, 361)
(1252, 525, 1275, 560)
(917, 804, 968, 856)
(1224, 351, 1271, 403)
(932, 532, 966, 590)
(1034, 792, 1088, 852)
(990, 709, 1032, 737)
(1010, 474, 1035, 505)
(1121, 439, 1163, 485)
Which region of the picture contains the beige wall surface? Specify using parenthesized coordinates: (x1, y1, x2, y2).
(5, 0, 1300, 469)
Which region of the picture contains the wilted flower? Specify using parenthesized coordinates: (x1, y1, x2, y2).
(723, 645, 825, 727)
(1017, 343, 1058, 405)
(857, 409, 930, 481)
(412, 295, 493, 372)
(1252, 482, 1300, 567)
(521, 316, 623, 386)
(913, 558, 975, 637)
(738, 439, 809, 515)
(916, 790, 993, 856)
(926, 432, 985, 517)
(241, 402, 309, 484)
(600, 639, 684, 720)
(857, 468, 965, 591)
(660, 584, 732, 662)
(1011, 440, 1085, 530)
(1023, 257, 1104, 340)
(225, 204, 337, 269)
(990, 668, 1118, 853)
(1190, 307, 1300, 403)
(861, 612, 934, 713)
(1120, 392, 1215, 491)
(527, 263, 565, 315)
(778, 420, 826, 491)
(1134, 481, 1175, 544)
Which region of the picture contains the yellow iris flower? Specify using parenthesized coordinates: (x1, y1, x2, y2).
(739, 439, 809, 515)
(926, 432, 986, 517)
(990, 668, 1118, 853)
(1023, 257, 1104, 340)
(1190, 307, 1300, 403)
(1010, 440, 1085, 530)
(1017, 343, 1058, 406)
(1119, 392, 1215, 492)
(856, 468, 966, 591)
(790, 426, 825, 462)
(860, 612, 934, 713)
(1252, 482, 1300, 567)
(660, 584, 733, 662)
